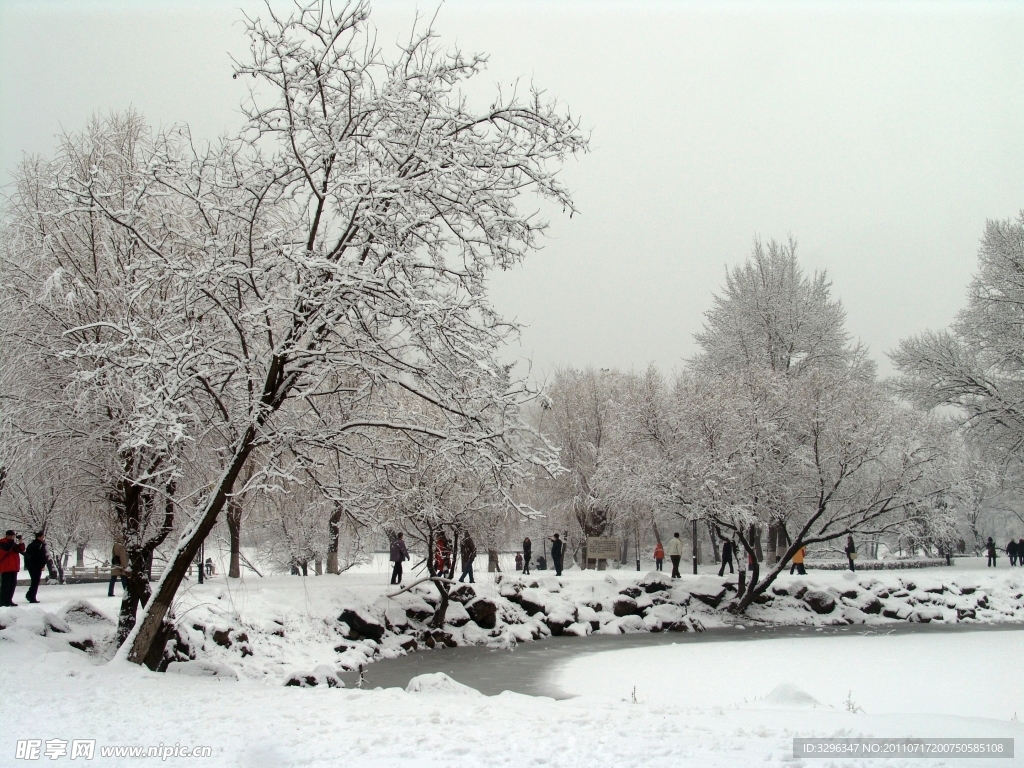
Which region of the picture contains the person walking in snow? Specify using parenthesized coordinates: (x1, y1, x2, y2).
(109, 540, 129, 597)
(458, 533, 477, 583)
(390, 533, 409, 585)
(790, 545, 806, 575)
(717, 533, 734, 576)
(986, 537, 997, 567)
(845, 535, 857, 572)
(0, 530, 26, 607)
(522, 537, 532, 575)
(515, 552, 523, 571)
(549, 533, 565, 576)
(666, 532, 684, 578)
(1018, 538, 1024, 567)
(24, 532, 50, 604)
(1008, 539, 1018, 567)
(653, 540, 664, 571)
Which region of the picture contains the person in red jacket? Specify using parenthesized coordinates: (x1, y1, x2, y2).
(0, 530, 27, 607)
(653, 541, 665, 571)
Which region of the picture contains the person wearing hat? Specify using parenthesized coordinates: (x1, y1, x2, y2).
(0, 530, 26, 607)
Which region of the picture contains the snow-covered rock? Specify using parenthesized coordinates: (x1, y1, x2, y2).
(466, 597, 498, 629)
(802, 589, 836, 614)
(405, 672, 482, 696)
(284, 664, 344, 688)
(761, 683, 822, 709)
(59, 600, 113, 626)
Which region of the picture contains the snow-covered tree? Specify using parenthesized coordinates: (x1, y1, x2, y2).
(893, 214, 1024, 468)
(538, 367, 626, 562)
(694, 239, 870, 378)
(104, 0, 584, 665)
(0, 113, 198, 642)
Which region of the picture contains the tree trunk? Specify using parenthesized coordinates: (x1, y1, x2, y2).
(749, 525, 763, 561)
(124, 433, 255, 665)
(314, 558, 322, 575)
(424, 531, 451, 628)
(75, 544, 85, 568)
(327, 505, 343, 574)
(734, 543, 793, 614)
(767, 524, 779, 565)
(227, 498, 242, 579)
(447, 531, 459, 580)
(707, 523, 720, 564)
(114, 477, 174, 643)
(116, 548, 153, 645)
(430, 579, 450, 628)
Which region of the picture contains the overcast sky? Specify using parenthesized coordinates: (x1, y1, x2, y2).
(2, 0, 1022, 377)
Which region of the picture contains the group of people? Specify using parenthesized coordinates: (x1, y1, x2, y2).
(517, 535, 565, 576)
(651, 532, 861, 581)
(389, 532, 568, 586)
(387, 531, 481, 586)
(0, 530, 52, 607)
(985, 537, 1024, 567)
(653, 533, 686, 577)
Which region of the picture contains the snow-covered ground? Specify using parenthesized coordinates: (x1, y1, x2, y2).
(3, 566, 1024, 766)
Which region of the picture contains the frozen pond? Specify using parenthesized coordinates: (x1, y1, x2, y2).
(558, 626, 1024, 720)
(351, 622, 1024, 709)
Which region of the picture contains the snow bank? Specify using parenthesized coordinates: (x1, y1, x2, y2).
(148, 569, 1024, 684)
(405, 672, 482, 696)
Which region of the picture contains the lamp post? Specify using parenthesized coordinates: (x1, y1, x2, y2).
(691, 518, 698, 575)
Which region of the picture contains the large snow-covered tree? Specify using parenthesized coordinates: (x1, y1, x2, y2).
(101, 0, 586, 665)
(614, 364, 953, 611)
(0, 113, 197, 642)
(893, 214, 1024, 467)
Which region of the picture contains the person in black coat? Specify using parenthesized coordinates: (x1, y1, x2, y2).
(1018, 539, 1024, 567)
(522, 537, 532, 575)
(986, 537, 997, 567)
(1008, 539, 1018, 567)
(845, 535, 857, 572)
(24, 532, 50, 604)
(549, 534, 564, 576)
(717, 534, 734, 576)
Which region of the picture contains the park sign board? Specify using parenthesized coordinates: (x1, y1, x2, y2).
(586, 537, 620, 560)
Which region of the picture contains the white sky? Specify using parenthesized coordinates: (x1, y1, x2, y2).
(2, 0, 1022, 377)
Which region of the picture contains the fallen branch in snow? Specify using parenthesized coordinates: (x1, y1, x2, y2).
(385, 576, 458, 598)
(238, 552, 264, 578)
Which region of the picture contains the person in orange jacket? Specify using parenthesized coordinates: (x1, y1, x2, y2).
(0, 530, 27, 606)
(789, 544, 806, 575)
(653, 541, 665, 571)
